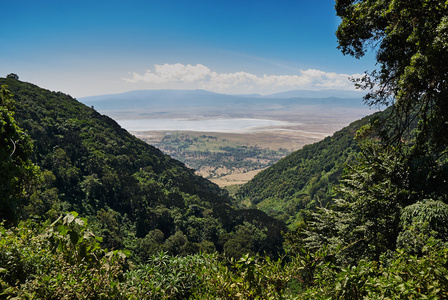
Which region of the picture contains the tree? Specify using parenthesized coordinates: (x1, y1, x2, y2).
(0, 85, 37, 224)
(335, 0, 448, 204)
(397, 199, 448, 254)
(6, 73, 19, 80)
(336, 0, 448, 154)
(300, 1, 448, 264)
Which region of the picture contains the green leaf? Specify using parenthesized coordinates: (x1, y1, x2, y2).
(57, 224, 68, 236)
(68, 230, 79, 245)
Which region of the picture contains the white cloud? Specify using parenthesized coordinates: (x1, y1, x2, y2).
(125, 63, 212, 83)
(123, 63, 362, 94)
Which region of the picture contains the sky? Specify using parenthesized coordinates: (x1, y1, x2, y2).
(0, 0, 377, 98)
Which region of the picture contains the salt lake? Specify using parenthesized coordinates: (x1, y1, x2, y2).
(117, 118, 298, 133)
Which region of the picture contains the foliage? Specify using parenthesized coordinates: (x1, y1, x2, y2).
(6, 73, 19, 80)
(0, 213, 128, 299)
(0, 213, 295, 299)
(42, 211, 108, 266)
(125, 243, 448, 299)
(301, 0, 448, 265)
(127, 251, 302, 299)
(2, 213, 448, 299)
(300, 244, 448, 299)
(336, 0, 448, 155)
(334, 142, 410, 262)
(194, 253, 300, 299)
(302, 136, 448, 264)
(0, 215, 291, 299)
(287, 1, 448, 297)
(0, 85, 38, 225)
(125, 251, 209, 299)
(397, 199, 448, 254)
(400, 199, 448, 237)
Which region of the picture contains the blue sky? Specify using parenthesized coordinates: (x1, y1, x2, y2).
(1, 0, 376, 97)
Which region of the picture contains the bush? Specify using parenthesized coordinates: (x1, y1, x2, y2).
(0, 213, 128, 299)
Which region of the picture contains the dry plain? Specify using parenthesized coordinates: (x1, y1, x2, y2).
(129, 106, 374, 187)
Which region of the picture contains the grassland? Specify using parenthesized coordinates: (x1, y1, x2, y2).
(131, 128, 328, 188)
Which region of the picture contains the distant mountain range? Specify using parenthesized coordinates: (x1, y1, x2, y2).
(79, 89, 369, 113)
(239, 89, 367, 99)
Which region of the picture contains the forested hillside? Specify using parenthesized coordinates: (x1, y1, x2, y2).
(236, 109, 386, 227)
(0, 77, 285, 261)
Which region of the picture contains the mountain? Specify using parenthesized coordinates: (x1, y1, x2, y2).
(79, 89, 368, 115)
(236, 108, 389, 228)
(261, 89, 367, 99)
(0, 77, 286, 260)
(80, 89, 233, 110)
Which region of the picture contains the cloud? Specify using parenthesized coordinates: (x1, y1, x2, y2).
(123, 63, 362, 94)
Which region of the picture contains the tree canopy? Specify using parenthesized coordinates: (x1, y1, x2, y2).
(336, 0, 448, 152)
(6, 73, 19, 80)
(0, 85, 37, 224)
(299, 0, 448, 264)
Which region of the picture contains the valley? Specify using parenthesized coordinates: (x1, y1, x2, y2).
(132, 129, 325, 187)
(3, 0, 448, 297)
(81, 89, 376, 187)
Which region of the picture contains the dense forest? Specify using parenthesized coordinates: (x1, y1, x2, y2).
(2, 0, 448, 298)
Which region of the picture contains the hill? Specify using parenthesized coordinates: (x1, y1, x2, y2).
(0, 77, 286, 260)
(236, 109, 388, 227)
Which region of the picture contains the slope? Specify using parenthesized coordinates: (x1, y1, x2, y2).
(0, 77, 286, 260)
(236, 109, 388, 228)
